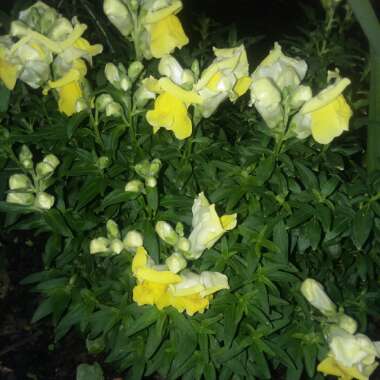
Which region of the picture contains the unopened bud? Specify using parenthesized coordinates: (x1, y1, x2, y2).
(290, 85, 312, 109)
(105, 63, 120, 87)
(43, 154, 60, 170)
(96, 94, 113, 112)
(34, 192, 55, 209)
(110, 238, 124, 254)
(96, 156, 111, 170)
(125, 179, 144, 193)
(9, 174, 32, 190)
(166, 252, 187, 273)
(106, 219, 120, 239)
(128, 61, 144, 81)
(135, 159, 150, 178)
(75, 98, 89, 113)
(6, 192, 34, 206)
(105, 102, 123, 117)
(149, 158, 162, 176)
(191, 59, 200, 79)
(120, 76, 131, 92)
(123, 230, 144, 250)
(155, 221, 178, 246)
(176, 237, 190, 253)
(338, 314, 358, 334)
(145, 177, 157, 188)
(301, 278, 337, 316)
(90, 237, 110, 254)
(36, 162, 54, 178)
(175, 222, 184, 237)
(19, 145, 33, 162)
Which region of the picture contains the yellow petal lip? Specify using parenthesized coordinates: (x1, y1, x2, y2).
(146, 92, 192, 140)
(0, 57, 18, 89)
(135, 267, 181, 284)
(317, 357, 368, 380)
(220, 214, 237, 230)
(57, 81, 82, 116)
(158, 77, 202, 104)
(144, 1, 183, 24)
(301, 78, 351, 114)
(234, 76, 252, 97)
(310, 95, 352, 144)
(149, 14, 189, 58)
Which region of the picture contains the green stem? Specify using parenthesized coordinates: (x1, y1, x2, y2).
(348, 0, 380, 173)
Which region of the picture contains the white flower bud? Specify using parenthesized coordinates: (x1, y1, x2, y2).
(43, 154, 60, 170)
(105, 102, 123, 117)
(145, 177, 157, 188)
(134, 159, 151, 177)
(290, 85, 312, 109)
(338, 314, 358, 334)
(104, 63, 120, 87)
(96, 94, 113, 112)
(166, 252, 187, 273)
(176, 237, 190, 253)
(110, 239, 124, 254)
(75, 98, 89, 113)
(96, 156, 111, 170)
(106, 219, 120, 239)
(301, 278, 337, 316)
(103, 0, 133, 38)
(125, 179, 144, 193)
(123, 230, 143, 251)
(149, 158, 162, 176)
(200, 271, 230, 297)
(120, 76, 131, 92)
(19, 145, 33, 162)
(6, 192, 34, 206)
(9, 174, 32, 190)
(36, 162, 54, 178)
(90, 237, 110, 254)
(34, 192, 55, 210)
(128, 61, 144, 81)
(155, 221, 178, 246)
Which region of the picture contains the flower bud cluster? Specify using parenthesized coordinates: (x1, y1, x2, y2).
(6, 145, 59, 210)
(301, 278, 380, 379)
(89, 219, 143, 256)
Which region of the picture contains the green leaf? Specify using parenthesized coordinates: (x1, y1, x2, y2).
(352, 209, 373, 249)
(294, 161, 318, 189)
(101, 189, 137, 208)
(145, 314, 167, 359)
(76, 177, 107, 210)
(303, 344, 317, 377)
(125, 307, 160, 337)
(305, 218, 321, 250)
(43, 209, 73, 237)
(142, 221, 159, 262)
(76, 363, 104, 380)
(273, 220, 288, 262)
(0, 82, 10, 112)
(146, 186, 158, 213)
(255, 156, 274, 184)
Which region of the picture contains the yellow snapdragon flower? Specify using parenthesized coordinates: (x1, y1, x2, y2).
(317, 357, 369, 380)
(292, 77, 352, 144)
(145, 72, 202, 139)
(142, 0, 188, 59)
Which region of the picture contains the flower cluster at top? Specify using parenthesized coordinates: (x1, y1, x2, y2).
(90, 192, 237, 315)
(0, 1, 102, 116)
(301, 279, 380, 380)
(104, 0, 189, 59)
(6, 145, 59, 210)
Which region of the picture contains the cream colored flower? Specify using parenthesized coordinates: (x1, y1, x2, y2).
(187, 192, 237, 259)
